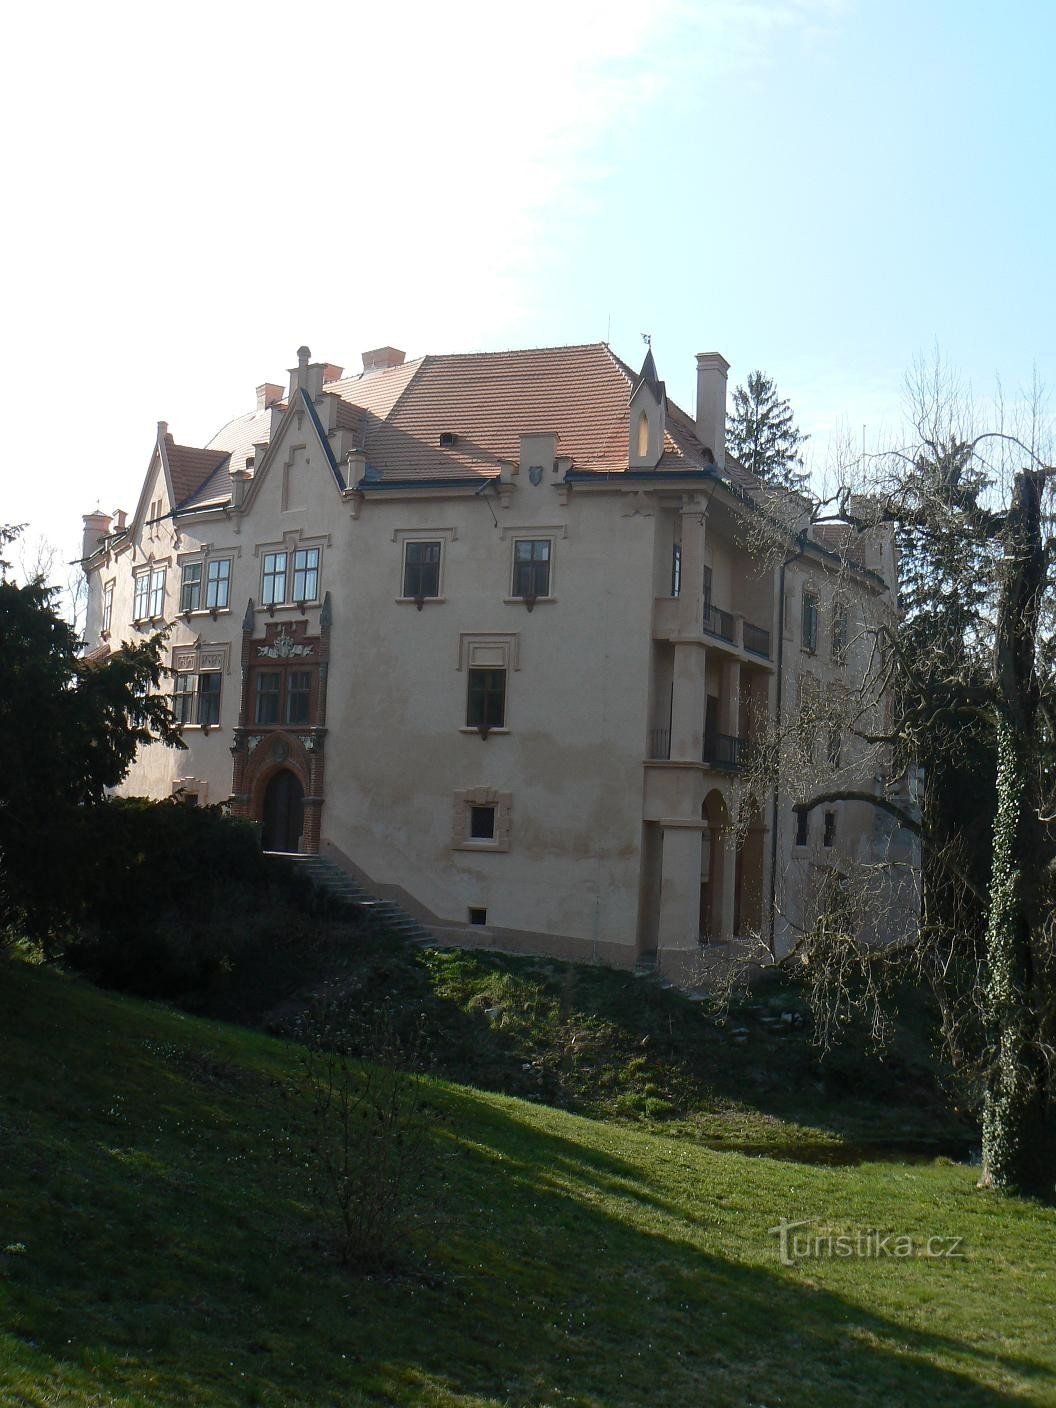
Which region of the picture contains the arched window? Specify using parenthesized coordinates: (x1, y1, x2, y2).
(636, 410, 650, 459)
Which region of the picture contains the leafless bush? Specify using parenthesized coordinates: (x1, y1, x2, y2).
(286, 1003, 431, 1270)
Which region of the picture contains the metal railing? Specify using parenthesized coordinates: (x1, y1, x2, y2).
(647, 727, 671, 760)
(703, 733, 753, 770)
(742, 621, 771, 658)
(701, 602, 736, 643)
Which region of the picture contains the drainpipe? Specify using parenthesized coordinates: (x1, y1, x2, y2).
(767, 532, 808, 955)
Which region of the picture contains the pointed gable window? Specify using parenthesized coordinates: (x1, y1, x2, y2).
(637, 411, 650, 460)
(628, 347, 666, 470)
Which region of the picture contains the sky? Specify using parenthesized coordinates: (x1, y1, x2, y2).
(2, 0, 1053, 576)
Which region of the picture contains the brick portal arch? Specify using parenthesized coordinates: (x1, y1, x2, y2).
(236, 731, 323, 854)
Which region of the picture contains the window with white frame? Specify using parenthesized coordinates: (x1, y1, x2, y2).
(180, 562, 203, 613)
(101, 582, 114, 635)
(262, 552, 287, 606)
(133, 571, 150, 621)
(148, 567, 166, 618)
(173, 669, 221, 726)
(206, 558, 231, 609)
(511, 538, 551, 599)
(452, 787, 513, 852)
(292, 547, 320, 603)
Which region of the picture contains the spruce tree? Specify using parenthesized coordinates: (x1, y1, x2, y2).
(726, 370, 809, 489)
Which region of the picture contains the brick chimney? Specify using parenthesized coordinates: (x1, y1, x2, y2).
(256, 382, 284, 411)
(322, 363, 344, 384)
(362, 346, 406, 374)
(695, 352, 730, 469)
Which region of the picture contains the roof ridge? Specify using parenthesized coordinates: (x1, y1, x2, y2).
(429, 341, 610, 362)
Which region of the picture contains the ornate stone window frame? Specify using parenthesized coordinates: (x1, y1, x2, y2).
(500, 522, 566, 605)
(392, 526, 458, 605)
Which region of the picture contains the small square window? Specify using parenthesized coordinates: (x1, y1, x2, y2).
(468, 907, 487, 926)
(470, 805, 496, 840)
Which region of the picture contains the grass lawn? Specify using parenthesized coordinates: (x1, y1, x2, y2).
(2, 957, 1054, 1407)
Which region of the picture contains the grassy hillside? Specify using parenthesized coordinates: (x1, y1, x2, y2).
(2, 958, 1054, 1407)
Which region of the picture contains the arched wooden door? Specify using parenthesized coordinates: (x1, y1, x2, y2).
(262, 769, 304, 853)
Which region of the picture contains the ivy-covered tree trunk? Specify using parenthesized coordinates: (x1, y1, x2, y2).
(979, 471, 1053, 1198)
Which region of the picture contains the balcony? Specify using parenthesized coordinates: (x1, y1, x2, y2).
(652, 596, 772, 660)
(704, 733, 753, 771)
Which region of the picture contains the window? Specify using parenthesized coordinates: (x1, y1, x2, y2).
(173, 671, 221, 726)
(467, 668, 506, 730)
(403, 540, 441, 599)
(702, 564, 713, 609)
(470, 805, 496, 840)
(831, 600, 848, 664)
(823, 811, 837, 848)
(827, 724, 843, 771)
(262, 552, 287, 606)
(795, 809, 809, 847)
(101, 582, 114, 635)
(286, 670, 311, 725)
(255, 671, 281, 724)
(453, 787, 512, 851)
(468, 907, 488, 926)
(133, 572, 150, 621)
(512, 539, 551, 599)
(802, 589, 819, 653)
(671, 542, 682, 598)
(180, 562, 202, 613)
(636, 410, 649, 459)
(206, 558, 231, 610)
(292, 547, 320, 603)
(148, 567, 166, 618)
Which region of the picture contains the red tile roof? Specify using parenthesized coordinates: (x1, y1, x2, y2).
(164, 436, 230, 507)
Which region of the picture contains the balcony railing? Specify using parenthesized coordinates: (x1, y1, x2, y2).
(647, 727, 671, 760)
(701, 602, 736, 643)
(703, 733, 753, 771)
(742, 621, 771, 658)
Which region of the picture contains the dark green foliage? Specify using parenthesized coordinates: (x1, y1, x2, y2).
(61, 797, 323, 999)
(0, 560, 184, 943)
(725, 370, 809, 489)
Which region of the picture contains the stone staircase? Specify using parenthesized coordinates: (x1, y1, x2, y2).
(268, 852, 437, 946)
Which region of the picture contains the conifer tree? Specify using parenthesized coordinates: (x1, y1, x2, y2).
(726, 370, 809, 489)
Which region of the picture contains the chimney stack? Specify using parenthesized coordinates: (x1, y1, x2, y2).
(81, 510, 112, 561)
(322, 363, 344, 384)
(112, 509, 127, 532)
(362, 346, 406, 374)
(695, 352, 730, 470)
(256, 382, 283, 411)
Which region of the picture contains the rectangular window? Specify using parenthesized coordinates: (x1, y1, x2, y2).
(702, 564, 713, 608)
(173, 673, 196, 725)
(670, 542, 682, 598)
(823, 811, 837, 848)
(467, 667, 506, 729)
(206, 558, 231, 610)
(102, 583, 114, 634)
(149, 567, 166, 618)
(255, 671, 281, 724)
(197, 672, 221, 726)
(470, 804, 496, 840)
(133, 572, 151, 621)
(180, 562, 202, 613)
(831, 601, 848, 664)
(403, 540, 441, 599)
(286, 670, 311, 725)
(468, 907, 488, 926)
(292, 547, 320, 603)
(262, 552, 287, 606)
(512, 539, 551, 599)
(795, 809, 810, 847)
(802, 591, 819, 653)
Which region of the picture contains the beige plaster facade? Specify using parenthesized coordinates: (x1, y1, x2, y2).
(81, 341, 918, 980)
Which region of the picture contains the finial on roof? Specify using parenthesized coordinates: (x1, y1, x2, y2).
(297, 345, 311, 365)
(157, 420, 168, 436)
